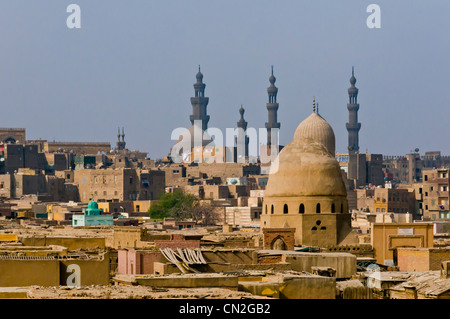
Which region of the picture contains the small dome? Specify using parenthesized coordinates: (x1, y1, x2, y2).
(196, 65, 203, 82)
(293, 112, 335, 156)
(239, 105, 245, 116)
(87, 200, 99, 210)
(269, 74, 276, 84)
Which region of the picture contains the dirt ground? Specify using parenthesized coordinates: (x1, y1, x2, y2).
(26, 285, 267, 299)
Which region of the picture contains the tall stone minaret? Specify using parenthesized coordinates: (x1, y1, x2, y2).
(190, 65, 210, 132)
(346, 67, 361, 154)
(265, 66, 280, 146)
(236, 105, 249, 159)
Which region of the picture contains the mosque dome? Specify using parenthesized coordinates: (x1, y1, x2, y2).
(293, 112, 336, 156)
(87, 200, 99, 210)
(261, 100, 351, 247)
(264, 136, 346, 198)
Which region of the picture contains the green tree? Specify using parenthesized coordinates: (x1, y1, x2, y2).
(148, 189, 196, 220)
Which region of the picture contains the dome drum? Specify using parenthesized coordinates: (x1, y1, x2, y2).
(262, 196, 348, 216)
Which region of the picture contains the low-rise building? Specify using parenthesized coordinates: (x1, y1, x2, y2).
(72, 200, 113, 227)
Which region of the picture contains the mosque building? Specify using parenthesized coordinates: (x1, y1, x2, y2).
(261, 98, 352, 248)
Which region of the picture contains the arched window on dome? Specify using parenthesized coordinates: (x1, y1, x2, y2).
(265, 205, 268, 214)
(283, 204, 288, 214)
(316, 203, 321, 214)
(299, 204, 305, 214)
(271, 205, 274, 214)
(331, 203, 336, 213)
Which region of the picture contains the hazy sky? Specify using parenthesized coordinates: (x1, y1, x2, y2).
(0, 1, 449, 159)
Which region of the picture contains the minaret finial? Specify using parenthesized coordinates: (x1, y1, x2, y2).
(313, 96, 316, 113)
(271, 65, 273, 76)
(199, 65, 201, 72)
(352, 66, 354, 77)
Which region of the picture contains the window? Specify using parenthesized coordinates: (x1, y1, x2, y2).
(283, 204, 288, 214)
(424, 175, 428, 181)
(316, 203, 321, 214)
(341, 204, 344, 213)
(271, 205, 274, 214)
(299, 204, 305, 214)
(265, 205, 268, 214)
(331, 203, 335, 213)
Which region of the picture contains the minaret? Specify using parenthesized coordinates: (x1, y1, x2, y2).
(116, 127, 126, 151)
(346, 67, 361, 153)
(190, 65, 210, 132)
(236, 105, 249, 159)
(265, 66, 280, 146)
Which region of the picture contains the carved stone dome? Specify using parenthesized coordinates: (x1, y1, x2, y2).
(293, 112, 336, 156)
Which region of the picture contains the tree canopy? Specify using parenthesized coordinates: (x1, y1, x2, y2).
(148, 189, 220, 225)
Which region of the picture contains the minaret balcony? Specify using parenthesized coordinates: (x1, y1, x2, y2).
(346, 123, 361, 131)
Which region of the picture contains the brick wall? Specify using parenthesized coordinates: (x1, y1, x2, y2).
(429, 249, 450, 270)
(263, 228, 296, 250)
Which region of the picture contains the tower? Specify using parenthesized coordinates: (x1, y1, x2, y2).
(116, 127, 126, 151)
(346, 67, 361, 154)
(265, 66, 280, 146)
(236, 105, 249, 160)
(346, 68, 366, 188)
(190, 65, 210, 132)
